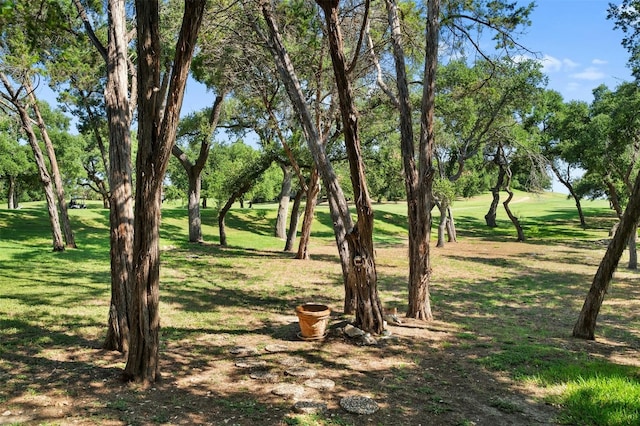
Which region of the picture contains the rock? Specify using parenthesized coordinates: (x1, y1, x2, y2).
(235, 359, 267, 368)
(303, 378, 335, 391)
(292, 400, 327, 414)
(250, 370, 279, 382)
(356, 333, 378, 346)
(343, 324, 365, 337)
(271, 383, 305, 399)
(264, 344, 289, 353)
(340, 395, 379, 415)
(285, 367, 317, 379)
(229, 346, 257, 357)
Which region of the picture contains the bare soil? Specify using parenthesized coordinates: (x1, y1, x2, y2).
(2, 239, 639, 425)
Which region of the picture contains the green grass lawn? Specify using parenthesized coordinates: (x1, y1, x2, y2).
(0, 191, 638, 425)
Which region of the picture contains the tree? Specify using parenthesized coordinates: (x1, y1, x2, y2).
(528, 90, 588, 228)
(316, 0, 384, 332)
(0, 74, 65, 251)
(573, 166, 640, 339)
(172, 94, 226, 243)
(381, 0, 534, 319)
(123, 0, 206, 384)
(72, 0, 136, 354)
(254, 0, 359, 315)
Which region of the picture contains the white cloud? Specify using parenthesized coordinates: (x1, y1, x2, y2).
(592, 58, 608, 65)
(570, 67, 606, 80)
(540, 54, 579, 73)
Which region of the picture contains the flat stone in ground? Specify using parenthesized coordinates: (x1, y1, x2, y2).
(264, 344, 289, 353)
(292, 400, 327, 414)
(303, 378, 335, 391)
(229, 346, 258, 357)
(285, 367, 317, 379)
(235, 359, 267, 368)
(340, 395, 379, 415)
(249, 370, 279, 382)
(271, 383, 305, 399)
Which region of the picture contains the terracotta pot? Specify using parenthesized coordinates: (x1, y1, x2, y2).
(295, 303, 331, 340)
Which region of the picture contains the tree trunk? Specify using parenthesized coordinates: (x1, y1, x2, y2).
(95, 0, 135, 354)
(296, 168, 320, 260)
(317, 0, 383, 333)
(124, 0, 205, 385)
(502, 162, 525, 242)
(258, 0, 357, 314)
(627, 224, 637, 269)
(573, 168, 640, 339)
(285, 189, 303, 252)
(385, 0, 438, 321)
(28, 91, 77, 248)
(275, 164, 292, 239)
(187, 172, 203, 242)
(446, 206, 457, 242)
(7, 176, 15, 209)
(436, 200, 447, 248)
(1, 74, 65, 252)
(485, 160, 506, 228)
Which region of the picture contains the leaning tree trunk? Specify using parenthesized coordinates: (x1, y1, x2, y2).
(285, 189, 303, 252)
(1, 74, 65, 252)
(296, 168, 320, 260)
(28, 89, 76, 248)
(318, 0, 383, 333)
(275, 164, 292, 239)
(258, 0, 357, 314)
(573, 168, 640, 339)
(124, 0, 205, 384)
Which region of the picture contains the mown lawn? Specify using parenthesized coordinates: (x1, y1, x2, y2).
(0, 191, 638, 425)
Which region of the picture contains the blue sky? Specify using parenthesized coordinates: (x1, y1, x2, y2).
(516, 0, 633, 102)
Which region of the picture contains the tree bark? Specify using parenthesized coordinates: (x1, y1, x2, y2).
(436, 200, 448, 248)
(1, 74, 65, 252)
(628, 224, 637, 269)
(275, 163, 292, 239)
(28, 88, 77, 248)
(573, 168, 640, 339)
(446, 206, 457, 242)
(296, 168, 320, 260)
(485, 154, 506, 228)
(284, 189, 303, 252)
(317, 0, 383, 333)
(124, 0, 206, 385)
